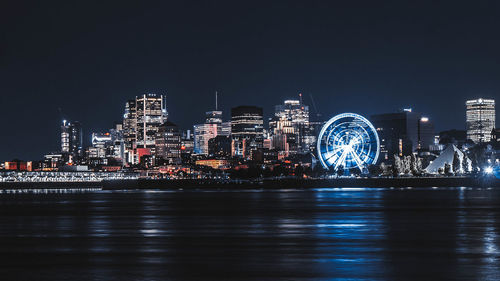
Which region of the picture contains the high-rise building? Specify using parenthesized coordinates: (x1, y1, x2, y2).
(85, 132, 113, 166)
(466, 98, 495, 143)
(121, 94, 168, 164)
(136, 94, 168, 150)
(155, 121, 182, 165)
(193, 93, 230, 155)
(231, 106, 263, 158)
(269, 97, 312, 156)
(193, 123, 218, 155)
(123, 99, 137, 164)
(371, 109, 434, 162)
(110, 122, 124, 163)
(61, 120, 83, 164)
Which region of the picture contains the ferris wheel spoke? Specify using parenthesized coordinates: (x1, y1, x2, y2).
(334, 148, 349, 170)
(325, 146, 343, 158)
(350, 149, 365, 171)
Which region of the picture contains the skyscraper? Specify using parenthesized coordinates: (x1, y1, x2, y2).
(123, 99, 137, 164)
(122, 94, 168, 164)
(136, 94, 168, 150)
(60, 120, 83, 164)
(155, 121, 182, 165)
(231, 106, 263, 158)
(466, 98, 495, 143)
(269, 97, 312, 156)
(193, 92, 230, 155)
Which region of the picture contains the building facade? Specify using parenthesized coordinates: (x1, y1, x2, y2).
(269, 98, 313, 156)
(155, 121, 182, 165)
(193, 109, 231, 155)
(231, 106, 264, 158)
(61, 120, 83, 164)
(122, 94, 168, 164)
(466, 98, 495, 143)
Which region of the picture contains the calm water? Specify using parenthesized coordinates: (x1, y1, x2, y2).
(0, 187, 499, 280)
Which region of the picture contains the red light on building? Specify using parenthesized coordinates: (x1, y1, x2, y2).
(102, 166, 121, 172)
(180, 145, 186, 150)
(19, 162, 27, 171)
(136, 148, 151, 163)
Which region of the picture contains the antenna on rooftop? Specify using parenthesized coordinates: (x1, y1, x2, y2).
(215, 91, 218, 111)
(299, 92, 303, 104)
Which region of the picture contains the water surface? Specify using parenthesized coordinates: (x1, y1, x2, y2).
(0, 187, 499, 280)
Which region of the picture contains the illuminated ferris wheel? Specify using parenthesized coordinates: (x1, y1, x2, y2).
(317, 113, 380, 173)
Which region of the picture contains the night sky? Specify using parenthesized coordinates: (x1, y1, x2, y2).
(1, 0, 499, 161)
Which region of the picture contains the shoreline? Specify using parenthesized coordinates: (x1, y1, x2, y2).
(0, 177, 498, 190)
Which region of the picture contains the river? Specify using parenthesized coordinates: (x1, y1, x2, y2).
(0, 187, 499, 280)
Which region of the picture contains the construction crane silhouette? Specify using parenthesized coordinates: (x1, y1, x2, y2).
(309, 93, 322, 120)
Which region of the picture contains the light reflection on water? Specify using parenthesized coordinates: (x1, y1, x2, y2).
(0, 187, 499, 280)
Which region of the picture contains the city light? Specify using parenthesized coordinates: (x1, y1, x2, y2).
(485, 166, 493, 174)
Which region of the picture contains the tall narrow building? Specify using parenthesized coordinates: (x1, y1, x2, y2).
(61, 120, 83, 164)
(136, 94, 168, 150)
(231, 106, 263, 158)
(122, 94, 168, 165)
(466, 98, 495, 143)
(155, 121, 182, 165)
(123, 99, 137, 164)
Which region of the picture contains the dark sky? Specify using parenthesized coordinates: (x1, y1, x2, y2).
(1, 0, 499, 160)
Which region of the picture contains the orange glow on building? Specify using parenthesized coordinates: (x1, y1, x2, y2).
(195, 159, 232, 170)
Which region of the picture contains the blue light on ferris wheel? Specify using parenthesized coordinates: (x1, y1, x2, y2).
(317, 113, 380, 172)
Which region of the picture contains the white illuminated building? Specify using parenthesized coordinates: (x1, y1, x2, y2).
(269, 95, 315, 156)
(466, 98, 495, 143)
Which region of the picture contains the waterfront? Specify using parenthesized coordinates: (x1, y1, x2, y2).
(1, 187, 500, 280)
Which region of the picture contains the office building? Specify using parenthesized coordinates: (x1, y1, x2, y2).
(155, 121, 182, 165)
(136, 94, 168, 150)
(466, 98, 495, 143)
(123, 99, 137, 163)
(193, 95, 231, 155)
(61, 120, 83, 164)
(269, 96, 318, 156)
(231, 106, 263, 158)
(122, 94, 168, 164)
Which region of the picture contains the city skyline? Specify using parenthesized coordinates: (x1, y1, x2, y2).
(2, 1, 500, 160)
(1, 91, 498, 161)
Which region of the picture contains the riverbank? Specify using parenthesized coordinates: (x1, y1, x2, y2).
(0, 176, 498, 190)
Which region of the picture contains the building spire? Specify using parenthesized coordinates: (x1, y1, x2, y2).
(215, 91, 218, 111)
